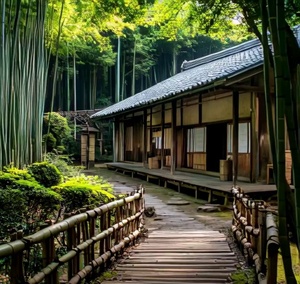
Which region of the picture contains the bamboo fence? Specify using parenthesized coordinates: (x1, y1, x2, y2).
(232, 186, 279, 284)
(0, 186, 145, 284)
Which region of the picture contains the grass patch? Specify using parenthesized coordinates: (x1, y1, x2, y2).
(277, 243, 300, 283)
(91, 270, 118, 283)
(230, 268, 256, 283)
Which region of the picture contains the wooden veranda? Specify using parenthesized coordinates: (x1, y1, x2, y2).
(105, 162, 277, 205)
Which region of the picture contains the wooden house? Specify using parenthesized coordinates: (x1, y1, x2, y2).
(91, 37, 294, 184)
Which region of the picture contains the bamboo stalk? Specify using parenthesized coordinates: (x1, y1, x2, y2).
(267, 0, 296, 282)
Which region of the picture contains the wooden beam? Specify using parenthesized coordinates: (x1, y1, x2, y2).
(161, 104, 165, 169)
(226, 84, 274, 93)
(232, 90, 239, 185)
(171, 101, 177, 174)
(143, 109, 147, 167)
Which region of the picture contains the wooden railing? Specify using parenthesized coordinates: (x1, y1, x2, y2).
(0, 186, 145, 284)
(232, 186, 279, 284)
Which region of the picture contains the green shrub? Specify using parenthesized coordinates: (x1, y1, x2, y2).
(0, 167, 35, 189)
(13, 179, 62, 225)
(0, 188, 26, 240)
(43, 112, 71, 152)
(3, 166, 35, 181)
(28, 162, 63, 187)
(43, 133, 57, 152)
(54, 175, 114, 213)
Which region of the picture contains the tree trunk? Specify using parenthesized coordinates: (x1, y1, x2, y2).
(131, 38, 136, 96)
(115, 36, 121, 103)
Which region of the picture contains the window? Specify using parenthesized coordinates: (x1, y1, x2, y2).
(227, 122, 251, 153)
(187, 127, 206, 152)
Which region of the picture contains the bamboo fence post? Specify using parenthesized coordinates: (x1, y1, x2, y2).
(38, 221, 58, 284)
(266, 212, 279, 284)
(251, 202, 259, 253)
(43, 236, 58, 284)
(67, 225, 76, 279)
(99, 213, 106, 272)
(82, 220, 89, 267)
(258, 209, 267, 275)
(89, 216, 96, 262)
(10, 231, 25, 284)
(107, 210, 111, 250)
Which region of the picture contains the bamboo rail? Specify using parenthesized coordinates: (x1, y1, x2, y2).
(0, 186, 145, 284)
(232, 186, 279, 284)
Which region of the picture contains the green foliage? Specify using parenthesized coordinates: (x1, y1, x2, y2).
(12, 179, 62, 225)
(43, 152, 83, 177)
(54, 175, 114, 213)
(28, 162, 63, 187)
(0, 170, 61, 239)
(43, 133, 57, 152)
(3, 167, 35, 181)
(0, 167, 35, 188)
(0, 189, 26, 240)
(43, 112, 71, 152)
(230, 268, 256, 283)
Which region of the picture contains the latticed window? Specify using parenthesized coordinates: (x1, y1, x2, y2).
(187, 127, 206, 153)
(227, 122, 251, 154)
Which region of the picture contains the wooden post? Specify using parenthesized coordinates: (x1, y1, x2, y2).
(143, 109, 148, 167)
(100, 213, 106, 272)
(150, 107, 153, 157)
(251, 93, 258, 182)
(67, 225, 76, 279)
(161, 104, 165, 169)
(233, 90, 239, 185)
(10, 231, 25, 284)
(171, 101, 177, 174)
(113, 120, 116, 162)
(114, 118, 119, 162)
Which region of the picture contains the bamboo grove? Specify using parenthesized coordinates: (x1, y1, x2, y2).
(0, 1, 48, 169)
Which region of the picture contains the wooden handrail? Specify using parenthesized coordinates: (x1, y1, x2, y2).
(0, 186, 145, 284)
(232, 186, 279, 284)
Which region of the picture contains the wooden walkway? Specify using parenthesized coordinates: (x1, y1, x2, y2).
(102, 185, 238, 284)
(103, 231, 237, 284)
(105, 162, 277, 205)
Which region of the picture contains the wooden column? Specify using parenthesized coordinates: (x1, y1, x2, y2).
(114, 118, 119, 162)
(161, 104, 165, 169)
(251, 93, 259, 182)
(233, 90, 239, 185)
(150, 107, 153, 156)
(119, 121, 124, 161)
(143, 109, 148, 167)
(112, 120, 116, 162)
(171, 101, 177, 174)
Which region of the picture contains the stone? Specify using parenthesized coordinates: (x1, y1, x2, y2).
(197, 206, 222, 212)
(167, 200, 190, 205)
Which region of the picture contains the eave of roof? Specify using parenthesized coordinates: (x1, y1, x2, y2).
(91, 39, 264, 120)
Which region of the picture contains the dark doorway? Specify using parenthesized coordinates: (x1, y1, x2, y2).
(206, 123, 227, 172)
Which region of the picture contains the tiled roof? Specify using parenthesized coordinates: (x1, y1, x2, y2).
(91, 38, 265, 119)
